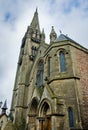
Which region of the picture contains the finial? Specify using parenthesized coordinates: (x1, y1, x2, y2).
(2, 99, 8, 114)
(52, 26, 54, 29)
(42, 28, 44, 33)
(42, 28, 45, 37)
(50, 26, 56, 34)
(41, 28, 45, 43)
(0, 101, 2, 108)
(50, 26, 57, 43)
(36, 7, 38, 13)
(51, 26, 55, 32)
(2, 99, 8, 110)
(59, 30, 62, 34)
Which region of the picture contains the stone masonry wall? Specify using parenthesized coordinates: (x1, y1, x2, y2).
(74, 48, 88, 128)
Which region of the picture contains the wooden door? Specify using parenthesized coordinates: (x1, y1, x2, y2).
(39, 117, 51, 130)
(44, 117, 51, 130)
(39, 120, 43, 130)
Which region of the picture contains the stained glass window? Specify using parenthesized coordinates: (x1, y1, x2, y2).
(68, 107, 74, 128)
(59, 51, 66, 72)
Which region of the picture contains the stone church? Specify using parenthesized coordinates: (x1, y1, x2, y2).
(10, 9, 88, 130)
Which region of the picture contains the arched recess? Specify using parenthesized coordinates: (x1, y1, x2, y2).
(29, 97, 38, 114)
(29, 58, 44, 87)
(39, 100, 51, 117)
(38, 99, 52, 130)
(29, 57, 44, 86)
(45, 54, 51, 77)
(36, 59, 44, 87)
(27, 97, 39, 130)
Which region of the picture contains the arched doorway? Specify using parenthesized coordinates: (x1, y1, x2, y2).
(28, 98, 38, 130)
(38, 100, 51, 130)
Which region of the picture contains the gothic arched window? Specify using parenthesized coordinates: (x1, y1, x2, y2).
(59, 51, 66, 72)
(68, 107, 74, 128)
(48, 57, 50, 76)
(36, 60, 44, 87)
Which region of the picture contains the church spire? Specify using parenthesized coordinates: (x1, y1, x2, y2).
(30, 8, 40, 32)
(25, 8, 41, 43)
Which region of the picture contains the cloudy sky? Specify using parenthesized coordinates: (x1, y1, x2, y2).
(0, 0, 88, 112)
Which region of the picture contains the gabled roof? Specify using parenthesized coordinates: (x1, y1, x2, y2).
(55, 34, 76, 43)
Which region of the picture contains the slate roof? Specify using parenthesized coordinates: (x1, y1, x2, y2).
(55, 34, 76, 43)
(55, 34, 88, 51)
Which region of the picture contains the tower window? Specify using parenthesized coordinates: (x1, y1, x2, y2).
(31, 46, 37, 56)
(59, 51, 66, 72)
(68, 107, 74, 128)
(36, 60, 44, 87)
(48, 57, 50, 76)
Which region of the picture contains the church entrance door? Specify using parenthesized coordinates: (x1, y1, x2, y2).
(39, 101, 52, 130)
(44, 116, 51, 130)
(39, 116, 51, 130)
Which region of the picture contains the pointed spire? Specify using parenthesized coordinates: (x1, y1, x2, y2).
(41, 28, 45, 43)
(30, 8, 40, 32)
(50, 26, 57, 43)
(36, 7, 38, 13)
(25, 8, 41, 43)
(2, 100, 8, 114)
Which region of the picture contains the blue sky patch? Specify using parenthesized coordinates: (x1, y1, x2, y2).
(4, 12, 16, 27)
(4, 12, 11, 22)
(63, 0, 80, 14)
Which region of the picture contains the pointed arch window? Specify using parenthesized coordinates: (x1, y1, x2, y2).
(48, 57, 50, 76)
(36, 60, 44, 87)
(59, 51, 66, 72)
(68, 107, 74, 128)
(31, 46, 37, 56)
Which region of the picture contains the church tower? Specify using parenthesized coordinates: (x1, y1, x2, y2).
(10, 9, 88, 130)
(10, 9, 42, 128)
